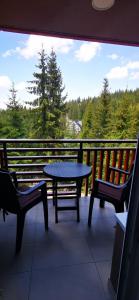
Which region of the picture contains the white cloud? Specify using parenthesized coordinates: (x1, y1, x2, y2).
(15, 81, 27, 91)
(2, 35, 74, 59)
(130, 72, 139, 80)
(0, 75, 11, 88)
(75, 42, 101, 62)
(127, 61, 139, 69)
(106, 66, 128, 79)
(106, 59, 139, 80)
(2, 47, 21, 58)
(0, 76, 11, 109)
(107, 53, 119, 60)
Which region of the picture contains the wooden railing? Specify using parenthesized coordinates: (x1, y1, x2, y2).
(0, 139, 137, 197)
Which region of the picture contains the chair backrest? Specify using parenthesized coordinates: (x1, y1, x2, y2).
(122, 166, 134, 208)
(0, 170, 19, 213)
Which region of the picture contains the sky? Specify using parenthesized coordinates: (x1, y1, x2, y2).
(0, 31, 139, 109)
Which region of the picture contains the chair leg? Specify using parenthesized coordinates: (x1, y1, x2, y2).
(53, 181, 58, 223)
(41, 184, 49, 231)
(88, 194, 94, 227)
(16, 213, 25, 254)
(76, 196, 80, 222)
(42, 198, 48, 231)
(99, 199, 105, 208)
(115, 203, 124, 213)
(76, 179, 81, 222)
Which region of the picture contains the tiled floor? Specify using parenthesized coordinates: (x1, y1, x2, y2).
(0, 197, 116, 300)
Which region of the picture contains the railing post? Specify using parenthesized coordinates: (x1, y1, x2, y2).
(85, 150, 90, 196)
(92, 150, 97, 190)
(3, 142, 8, 169)
(116, 149, 123, 184)
(78, 142, 83, 163)
(98, 150, 104, 180)
(110, 150, 117, 183)
(104, 150, 110, 181)
(122, 149, 130, 183)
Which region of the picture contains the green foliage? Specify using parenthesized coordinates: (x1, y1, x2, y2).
(2, 82, 26, 138)
(27, 48, 66, 138)
(66, 80, 139, 140)
(0, 73, 139, 141)
(81, 101, 94, 138)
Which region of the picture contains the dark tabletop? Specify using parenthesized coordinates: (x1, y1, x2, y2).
(43, 162, 92, 181)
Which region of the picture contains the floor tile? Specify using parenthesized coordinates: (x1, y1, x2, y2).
(0, 272, 30, 300)
(32, 235, 93, 269)
(0, 196, 115, 300)
(96, 261, 113, 300)
(0, 223, 37, 247)
(86, 214, 115, 261)
(0, 243, 34, 275)
(29, 263, 109, 300)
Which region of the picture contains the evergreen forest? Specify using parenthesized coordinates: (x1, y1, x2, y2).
(0, 48, 139, 140)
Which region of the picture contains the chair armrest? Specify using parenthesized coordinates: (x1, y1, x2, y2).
(109, 166, 130, 175)
(91, 178, 125, 192)
(91, 179, 124, 200)
(17, 181, 46, 196)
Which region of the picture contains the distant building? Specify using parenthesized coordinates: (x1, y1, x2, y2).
(67, 118, 82, 134)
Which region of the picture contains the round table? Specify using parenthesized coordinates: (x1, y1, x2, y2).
(43, 162, 92, 223)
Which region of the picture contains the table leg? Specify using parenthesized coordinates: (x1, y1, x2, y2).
(52, 180, 55, 206)
(53, 180, 58, 223)
(76, 179, 82, 222)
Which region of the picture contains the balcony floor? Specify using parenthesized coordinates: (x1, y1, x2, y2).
(0, 197, 116, 300)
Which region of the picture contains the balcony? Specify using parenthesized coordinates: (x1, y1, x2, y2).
(0, 139, 137, 300)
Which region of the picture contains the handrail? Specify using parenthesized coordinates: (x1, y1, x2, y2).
(0, 139, 137, 197)
(0, 138, 137, 143)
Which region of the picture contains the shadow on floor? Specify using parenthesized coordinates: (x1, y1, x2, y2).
(0, 197, 116, 300)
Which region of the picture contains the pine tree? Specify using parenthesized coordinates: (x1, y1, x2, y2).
(7, 82, 21, 110)
(27, 48, 48, 106)
(47, 49, 67, 138)
(99, 78, 111, 137)
(27, 48, 66, 138)
(27, 47, 50, 137)
(109, 92, 130, 139)
(81, 101, 94, 138)
(6, 82, 25, 138)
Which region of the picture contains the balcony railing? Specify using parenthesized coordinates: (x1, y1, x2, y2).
(0, 139, 137, 198)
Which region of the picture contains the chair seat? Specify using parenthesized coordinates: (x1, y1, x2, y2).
(97, 184, 123, 201)
(18, 189, 41, 209)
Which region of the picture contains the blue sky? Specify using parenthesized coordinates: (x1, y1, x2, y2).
(0, 31, 139, 109)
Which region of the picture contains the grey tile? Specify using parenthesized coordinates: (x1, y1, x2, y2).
(32, 235, 93, 269)
(0, 272, 30, 300)
(0, 196, 115, 300)
(36, 219, 88, 242)
(29, 263, 107, 300)
(37, 198, 88, 224)
(0, 243, 34, 275)
(86, 216, 115, 261)
(24, 206, 38, 225)
(0, 206, 38, 226)
(96, 261, 113, 300)
(88, 198, 116, 219)
(0, 212, 16, 226)
(0, 223, 37, 246)
(88, 239, 113, 262)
